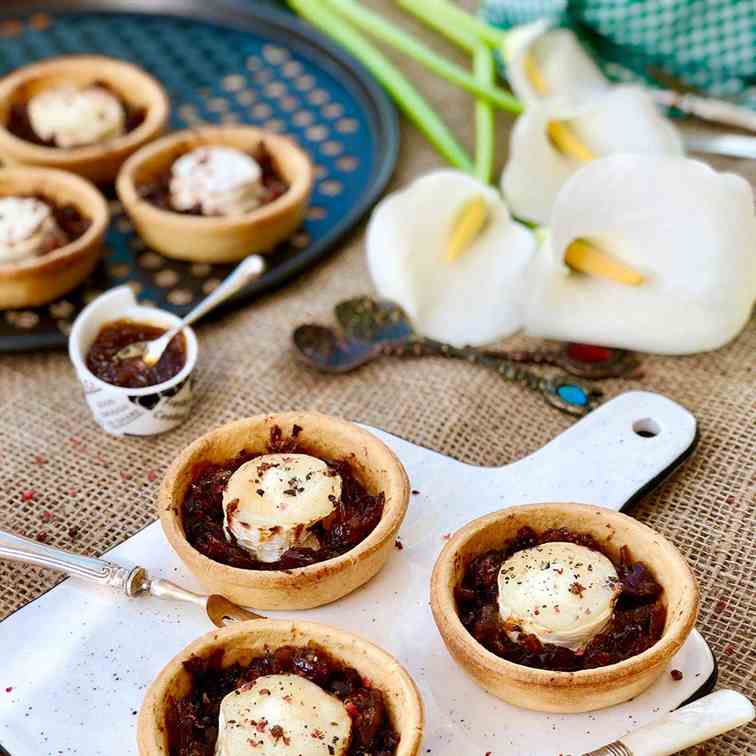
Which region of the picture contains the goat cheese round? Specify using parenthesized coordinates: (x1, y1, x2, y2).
(222, 453, 341, 563)
(28, 85, 125, 148)
(0, 196, 66, 263)
(497, 541, 622, 652)
(216, 674, 351, 756)
(169, 146, 264, 216)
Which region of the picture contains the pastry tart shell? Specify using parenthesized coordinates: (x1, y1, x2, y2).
(0, 167, 108, 309)
(0, 55, 169, 184)
(117, 126, 314, 263)
(431, 502, 699, 713)
(137, 619, 424, 755)
(159, 412, 411, 610)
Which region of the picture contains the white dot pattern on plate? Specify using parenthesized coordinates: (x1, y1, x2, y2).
(0, 13, 379, 346)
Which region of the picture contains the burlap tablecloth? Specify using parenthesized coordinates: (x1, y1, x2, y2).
(1, 2, 753, 752)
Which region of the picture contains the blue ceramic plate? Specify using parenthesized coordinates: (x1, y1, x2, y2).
(0, 0, 399, 351)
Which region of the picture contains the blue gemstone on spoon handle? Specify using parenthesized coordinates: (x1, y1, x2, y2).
(557, 384, 589, 407)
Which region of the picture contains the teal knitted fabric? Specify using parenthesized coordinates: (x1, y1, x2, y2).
(481, 0, 756, 109)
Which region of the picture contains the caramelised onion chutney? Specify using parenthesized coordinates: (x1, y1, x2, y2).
(182, 426, 386, 571)
(85, 319, 186, 389)
(166, 642, 400, 756)
(455, 527, 666, 671)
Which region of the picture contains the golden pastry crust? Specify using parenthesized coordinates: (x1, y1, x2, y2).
(117, 126, 314, 262)
(159, 411, 411, 609)
(137, 620, 424, 756)
(0, 167, 108, 309)
(0, 55, 169, 184)
(431, 502, 699, 713)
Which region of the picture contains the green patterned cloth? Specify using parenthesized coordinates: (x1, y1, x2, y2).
(481, 0, 756, 109)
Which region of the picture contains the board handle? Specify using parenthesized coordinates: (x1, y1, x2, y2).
(496, 391, 697, 511)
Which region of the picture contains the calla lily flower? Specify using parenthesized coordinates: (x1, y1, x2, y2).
(501, 85, 684, 224)
(366, 170, 536, 347)
(525, 154, 756, 354)
(504, 21, 608, 106)
(501, 22, 683, 225)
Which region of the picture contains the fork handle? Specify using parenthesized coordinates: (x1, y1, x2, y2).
(654, 89, 756, 132)
(0, 528, 145, 596)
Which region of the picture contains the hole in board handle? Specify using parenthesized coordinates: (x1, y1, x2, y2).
(633, 418, 661, 438)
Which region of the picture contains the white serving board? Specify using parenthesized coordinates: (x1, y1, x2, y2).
(0, 391, 712, 756)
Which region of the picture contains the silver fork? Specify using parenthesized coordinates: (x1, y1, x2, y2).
(0, 529, 262, 626)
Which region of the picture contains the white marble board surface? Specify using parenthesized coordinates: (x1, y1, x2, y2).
(0, 391, 713, 756)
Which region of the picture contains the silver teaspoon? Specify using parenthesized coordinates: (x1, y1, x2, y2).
(115, 254, 266, 366)
(0, 528, 263, 627)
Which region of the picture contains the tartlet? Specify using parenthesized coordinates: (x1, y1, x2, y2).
(159, 412, 410, 609)
(431, 502, 699, 713)
(0, 55, 169, 184)
(117, 126, 314, 263)
(137, 620, 423, 756)
(0, 167, 108, 309)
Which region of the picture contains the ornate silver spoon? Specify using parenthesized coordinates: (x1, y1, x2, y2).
(292, 297, 635, 416)
(114, 254, 265, 366)
(0, 529, 262, 627)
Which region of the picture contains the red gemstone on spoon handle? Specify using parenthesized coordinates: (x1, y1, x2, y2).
(566, 343, 613, 364)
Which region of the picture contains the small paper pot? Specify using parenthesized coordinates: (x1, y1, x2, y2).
(68, 286, 197, 436)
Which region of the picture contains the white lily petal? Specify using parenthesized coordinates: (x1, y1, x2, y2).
(507, 25, 608, 105)
(569, 86, 684, 156)
(501, 19, 551, 65)
(525, 155, 756, 354)
(501, 86, 683, 225)
(366, 170, 536, 347)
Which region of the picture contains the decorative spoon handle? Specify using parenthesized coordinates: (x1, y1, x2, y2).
(383, 338, 602, 415)
(0, 528, 144, 595)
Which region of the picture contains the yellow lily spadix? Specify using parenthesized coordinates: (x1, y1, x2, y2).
(501, 24, 683, 225)
(504, 22, 608, 106)
(523, 51, 594, 163)
(564, 239, 644, 286)
(447, 194, 489, 262)
(522, 51, 549, 96)
(546, 122, 595, 162)
(366, 171, 536, 347)
(525, 155, 756, 355)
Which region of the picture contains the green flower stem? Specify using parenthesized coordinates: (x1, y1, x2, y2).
(474, 43, 496, 184)
(396, 0, 477, 51)
(323, 0, 521, 114)
(287, 0, 473, 172)
(396, 0, 508, 49)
